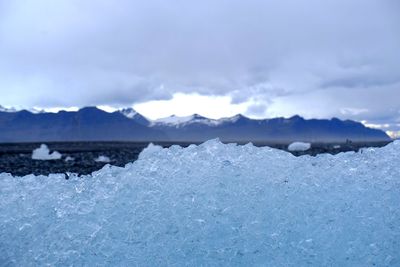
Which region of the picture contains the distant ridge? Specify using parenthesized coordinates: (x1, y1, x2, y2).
(0, 106, 391, 143)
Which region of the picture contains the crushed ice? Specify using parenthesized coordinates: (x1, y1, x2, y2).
(1, 139, 399, 266)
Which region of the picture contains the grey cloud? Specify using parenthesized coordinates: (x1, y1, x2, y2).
(246, 103, 269, 117)
(0, 0, 399, 129)
(264, 83, 400, 132)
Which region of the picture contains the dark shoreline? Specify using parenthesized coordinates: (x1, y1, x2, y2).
(0, 140, 392, 176)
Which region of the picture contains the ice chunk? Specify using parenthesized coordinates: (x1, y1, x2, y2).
(31, 144, 62, 160)
(288, 141, 311, 151)
(94, 155, 110, 163)
(138, 143, 163, 159)
(1, 139, 399, 266)
(65, 156, 74, 162)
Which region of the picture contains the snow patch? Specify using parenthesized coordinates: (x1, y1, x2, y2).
(0, 105, 44, 114)
(0, 105, 17, 113)
(27, 107, 45, 114)
(153, 114, 195, 125)
(151, 114, 243, 127)
(219, 114, 247, 123)
(119, 108, 138, 119)
(31, 144, 62, 160)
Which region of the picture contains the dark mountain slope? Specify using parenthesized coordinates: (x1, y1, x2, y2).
(151, 114, 390, 142)
(0, 107, 166, 142)
(0, 107, 391, 143)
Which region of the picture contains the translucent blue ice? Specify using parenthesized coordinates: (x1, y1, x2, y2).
(1, 139, 399, 266)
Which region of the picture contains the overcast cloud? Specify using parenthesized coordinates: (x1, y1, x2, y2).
(0, 0, 399, 133)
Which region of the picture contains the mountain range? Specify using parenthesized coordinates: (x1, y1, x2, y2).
(0, 106, 391, 143)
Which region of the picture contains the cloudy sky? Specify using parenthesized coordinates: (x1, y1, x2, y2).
(0, 0, 399, 135)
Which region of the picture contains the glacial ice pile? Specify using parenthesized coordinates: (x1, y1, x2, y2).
(94, 155, 111, 163)
(288, 141, 311, 151)
(1, 139, 399, 266)
(31, 144, 62, 160)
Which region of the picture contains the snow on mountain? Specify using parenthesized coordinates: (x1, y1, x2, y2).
(150, 114, 249, 127)
(0, 105, 17, 113)
(151, 114, 220, 127)
(118, 108, 150, 125)
(0, 105, 44, 114)
(0, 106, 391, 142)
(152, 114, 197, 125)
(218, 114, 250, 124)
(119, 108, 138, 119)
(27, 108, 45, 114)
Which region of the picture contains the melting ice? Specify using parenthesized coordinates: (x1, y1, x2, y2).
(31, 144, 62, 160)
(1, 139, 399, 266)
(288, 141, 311, 151)
(94, 155, 111, 163)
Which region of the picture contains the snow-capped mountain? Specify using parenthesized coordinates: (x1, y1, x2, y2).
(119, 108, 139, 119)
(150, 114, 255, 128)
(217, 114, 250, 124)
(151, 114, 223, 127)
(150, 113, 390, 142)
(0, 105, 44, 114)
(0, 106, 391, 143)
(153, 114, 198, 125)
(0, 105, 17, 113)
(0, 107, 165, 142)
(118, 108, 150, 125)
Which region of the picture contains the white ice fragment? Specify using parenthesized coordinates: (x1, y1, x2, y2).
(65, 156, 74, 162)
(333, 145, 341, 149)
(94, 155, 110, 163)
(153, 114, 195, 125)
(288, 141, 311, 151)
(31, 144, 62, 160)
(138, 143, 163, 159)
